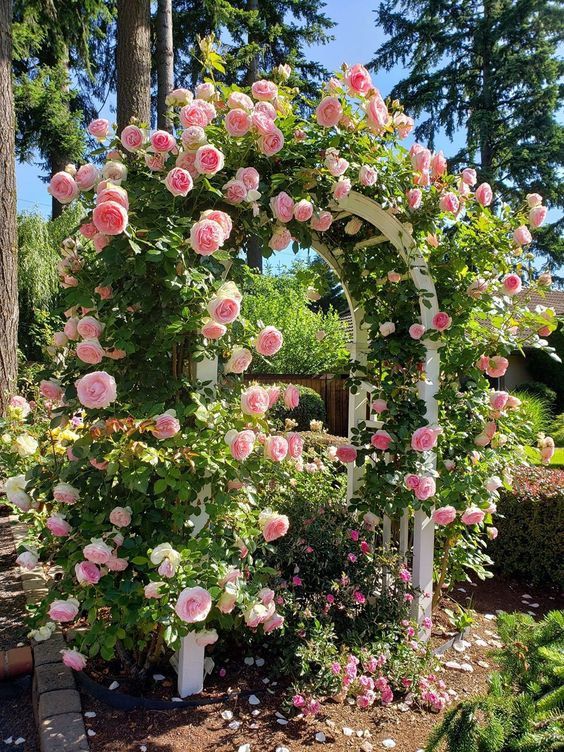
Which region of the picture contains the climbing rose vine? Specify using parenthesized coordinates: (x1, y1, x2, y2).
(2, 46, 557, 673)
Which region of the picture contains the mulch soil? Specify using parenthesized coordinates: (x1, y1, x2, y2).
(0, 508, 40, 752)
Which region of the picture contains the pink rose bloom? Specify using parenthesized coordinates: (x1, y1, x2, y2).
(79, 222, 97, 239)
(407, 188, 422, 209)
(144, 582, 164, 599)
(264, 435, 289, 462)
(228, 429, 255, 461)
(474, 432, 490, 447)
(365, 94, 389, 131)
(432, 312, 452, 331)
(40, 379, 63, 401)
(223, 179, 247, 204)
(409, 323, 426, 340)
(92, 201, 128, 235)
(439, 192, 459, 214)
(371, 398, 387, 414)
(109, 506, 131, 528)
(235, 167, 260, 191)
(287, 432, 304, 459)
(180, 100, 216, 128)
(431, 151, 447, 178)
(87, 118, 110, 139)
(379, 321, 395, 337)
(432, 506, 457, 525)
(527, 193, 542, 207)
(486, 526, 498, 540)
(475, 182, 493, 206)
(259, 510, 290, 542)
(181, 126, 206, 149)
(190, 219, 225, 255)
(49, 598, 79, 622)
(506, 395, 521, 409)
(165, 167, 193, 197)
(92, 234, 110, 253)
(254, 100, 277, 119)
(461, 168, 477, 185)
(62, 649, 87, 671)
(175, 586, 212, 623)
(502, 273, 522, 295)
(490, 391, 509, 411)
(251, 110, 276, 135)
(316, 96, 342, 127)
(485, 356, 509, 378)
(410, 144, 431, 172)
(255, 326, 283, 356)
(461, 506, 485, 525)
(540, 443, 555, 464)
(225, 108, 252, 137)
(106, 556, 128, 572)
(265, 386, 280, 407)
(152, 411, 181, 439)
(359, 164, 378, 186)
(411, 426, 441, 452)
(251, 79, 278, 101)
(201, 319, 227, 339)
(48, 171, 79, 204)
(208, 296, 240, 324)
(241, 385, 270, 415)
(120, 124, 144, 151)
(53, 482, 80, 504)
(270, 192, 295, 222)
(406, 474, 421, 491)
(102, 161, 127, 183)
(414, 476, 436, 501)
(75, 561, 101, 585)
(227, 91, 253, 110)
(195, 82, 215, 100)
(336, 444, 357, 463)
(195, 144, 225, 175)
(76, 339, 104, 365)
(150, 129, 177, 152)
(513, 225, 532, 246)
(16, 551, 38, 570)
(529, 205, 547, 228)
(371, 430, 392, 451)
(217, 588, 238, 614)
(83, 539, 112, 564)
(263, 612, 284, 633)
(46, 514, 71, 537)
(284, 384, 299, 409)
(294, 199, 314, 222)
(258, 127, 284, 156)
(77, 316, 104, 340)
(75, 164, 99, 191)
(310, 211, 333, 232)
(333, 177, 352, 200)
(145, 152, 166, 171)
(344, 63, 372, 95)
(224, 347, 252, 376)
(94, 286, 113, 300)
(76, 370, 117, 409)
(394, 112, 414, 138)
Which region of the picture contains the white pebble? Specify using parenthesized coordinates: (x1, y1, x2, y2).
(275, 712, 286, 719)
(109, 680, 119, 690)
(249, 723, 258, 729)
(221, 710, 233, 721)
(14, 740, 25, 747)
(172, 697, 182, 702)
(3, 738, 13, 745)
(477, 661, 490, 668)
(153, 673, 165, 681)
(276, 747, 290, 752)
(484, 613, 496, 621)
(255, 657, 265, 667)
(87, 730, 96, 737)
(474, 638, 488, 647)
(16, 643, 24, 648)
(315, 732, 327, 743)
(530, 602, 540, 608)
(244, 657, 254, 666)
(251, 709, 260, 717)
(262, 677, 270, 684)
(228, 721, 241, 730)
(248, 694, 260, 705)
(457, 588, 466, 593)
(277, 719, 288, 725)
(140, 747, 147, 752)
(381, 740, 396, 749)
(342, 727, 354, 736)
(238, 745, 251, 752)
(84, 711, 96, 718)
(445, 660, 461, 670)
(460, 662, 474, 673)
(522, 594, 532, 599)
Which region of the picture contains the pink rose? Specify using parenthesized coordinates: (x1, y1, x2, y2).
(120, 124, 144, 151)
(287, 432, 304, 459)
(195, 82, 214, 100)
(83, 539, 112, 564)
(461, 168, 477, 186)
(259, 510, 289, 542)
(195, 144, 225, 175)
(264, 435, 289, 462)
(502, 273, 522, 295)
(371, 430, 392, 451)
(218, 587, 238, 613)
(263, 613, 284, 633)
(76, 339, 104, 365)
(145, 152, 166, 171)
(388, 270, 403, 284)
(284, 384, 300, 409)
(410, 144, 431, 172)
(333, 177, 352, 200)
(266, 386, 280, 407)
(40, 379, 63, 401)
(62, 649, 87, 671)
(461, 506, 485, 525)
(94, 286, 113, 300)
(529, 205, 547, 228)
(79, 222, 97, 239)
(181, 126, 206, 149)
(432, 312, 452, 331)
(251, 79, 278, 101)
(431, 151, 447, 178)
(336, 444, 357, 463)
(258, 127, 284, 156)
(310, 211, 333, 232)
(379, 321, 395, 337)
(102, 161, 127, 183)
(144, 582, 165, 598)
(92, 201, 128, 235)
(527, 193, 542, 207)
(475, 182, 493, 206)
(409, 323, 426, 340)
(16, 551, 38, 570)
(224, 347, 252, 374)
(540, 443, 555, 464)
(316, 96, 342, 127)
(228, 429, 255, 461)
(92, 234, 110, 253)
(227, 91, 253, 110)
(225, 108, 252, 137)
(106, 556, 128, 572)
(46, 514, 71, 537)
(484, 356, 509, 378)
(190, 219, 225, 255)
(365, 94, 389, 131)
(344, 63, 372, 95)
(254, 100, 277, 119)
(180, 100, 216, 128)
(75, 561, 101, 585)
(77, 316, 104, 340)
(150, 129, 177, 152)
(49, 598, 79, 622)
(407, 189, 422, 209)
(489, 391, 509, 411)
(152, 411, 180, 439)
(175, 586, 212, 623)
(371, 399, 387, 414)
(75, 164, 99, 191)
(87, 118, 110, 139)
(241, 385, 270, 416)
(223, 179, 247, 204)
(255, 326, 283, 356)
(294, 199, 314, 222)
(235, 167, 260, 191)
(201, 319, 227, 339)
(208, 296, 240, 324)
(53, 482, 80, 504)
(165, 167, 193, 197)
(513, 225, 532, 246)
(432, 506, 457, 526)
(76, 370, 117, 409)
(359, 164, 378, 186)
(487, 527, 498, 540)
(48, 171, 79, 204)
(270, 192, 295, 223)
(414, 476, 436, 501)
(393, 112, 414, 138)
(269, 226, 292, 251)
(251, 111, 276, 136)
(439, 192, 459, 214)
(411, 426, 441, 452)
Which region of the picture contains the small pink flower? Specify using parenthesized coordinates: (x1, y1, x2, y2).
(409, 323, 426, 340)
(46, 515, 71, 537)
(461, 506, 485, 525)
(76, 371, 117, 409)
(88, 118, 110, 140)
(61, 649, 87, 671)
(294, 199, 314, 222)
(255, 326, 283, 356)
(487, 526, 498, 540)
(529, 205, 547, 228)
(359, 164, 378, 186)
(310, 211, 333, 232)
(241, 385, 270, 416)
(284, 384, 299, 409)
(432, 506, 457, 525)
(264, 435, 289, 462)
(432, 312, 452, 331)
(120, 124, 144, 151)
(344, 63, 372, 95)
(316, 96, 343, 127)
(439, 192, 459, 213)
(475, 182, 493, 206)
(165, 167, 193, 197)
(75, 561, 101, 585)
(224, 347, 252, 374)
(251, 79, 278, 101)
(152, 411, 181, 439)
(190, 219, 225, 255)
(175, 586, 212, 623)
(371, 430, 392, 451)
(150, 129, 177, 152)
(336, 444, 357, 463)
(513, 225, 532, 246)
(461, 168, 477, 185)
(257, 127, 284, 156)
(225, 108, 252, 137)
(407, 188, 422, 209)
(49, 598, 79, 622)
(379, 321, 395, 337)
(48, 172, 79, 204)
(411, 425, 441, 452)
(259, 510, 289, 542)
(92, 201, 128, 235)
(353, 591, 366, 604)
(502, 273, 522, 295)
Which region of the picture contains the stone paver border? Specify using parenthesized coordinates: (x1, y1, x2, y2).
(9, 517, 89, 752)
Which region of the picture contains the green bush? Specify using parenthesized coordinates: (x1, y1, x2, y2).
(526, 324, 564, 412)
(549, 413, 564, 446)
(517, 381, 557, 411)
(270, 384, 327, 431)
(300, 430, 348, 452)
(512, 390, 552, 440)
(488, 466, 564, 587)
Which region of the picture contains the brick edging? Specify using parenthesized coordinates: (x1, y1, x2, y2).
(9, 517, 90, 752)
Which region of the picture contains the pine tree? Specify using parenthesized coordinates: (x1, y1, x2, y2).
(370, 0, 564, 269)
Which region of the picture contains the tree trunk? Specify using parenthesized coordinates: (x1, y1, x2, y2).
(156, 0, 174, 131)
(0, 0, 19, 413)
(117, 0, 151, 132)
(479, 0, 494, 185)
(245, 0, 263, 271)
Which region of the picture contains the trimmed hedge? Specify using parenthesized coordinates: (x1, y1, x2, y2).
(270, 385, 327, 431)
(488, 466, 564, 588)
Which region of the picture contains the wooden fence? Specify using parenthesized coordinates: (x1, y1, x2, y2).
(244, 373, 349, 437)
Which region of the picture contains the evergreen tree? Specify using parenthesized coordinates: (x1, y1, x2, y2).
(370, 0, 564, 269)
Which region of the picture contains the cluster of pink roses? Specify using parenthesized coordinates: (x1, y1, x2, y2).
(513, 193, 548, 247)
(190, 209, 232, 255)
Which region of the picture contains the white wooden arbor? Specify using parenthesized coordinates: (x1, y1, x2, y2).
(178, 191, 440, 697)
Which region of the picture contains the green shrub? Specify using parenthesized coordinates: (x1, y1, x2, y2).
(549, 413, 564, 446)
(488, 466, 564, 587)
(517, 381, 557, 411)
(270, 384, 327, 431)
(300, 430, 348, 452)
(512, 390, 552, 440)
(526, 324, 564, 412)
